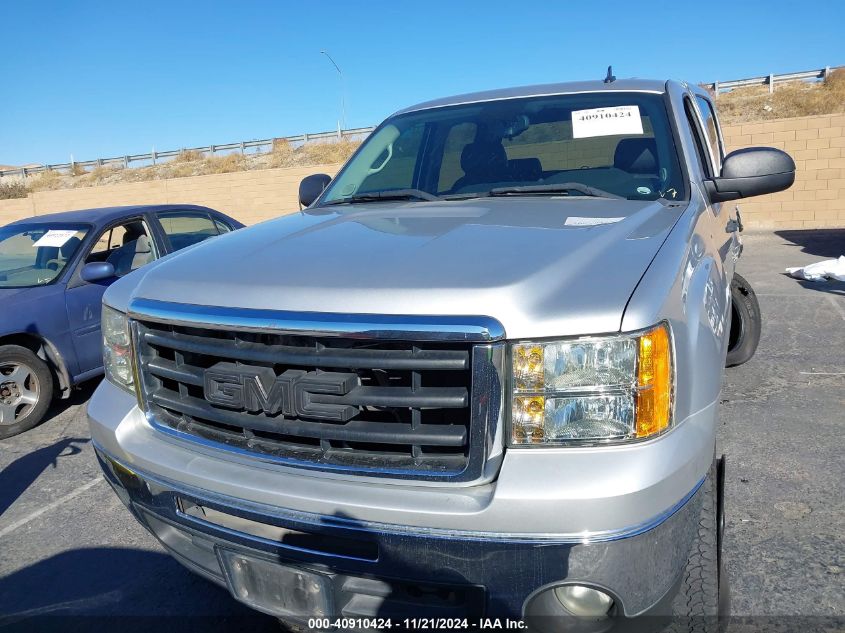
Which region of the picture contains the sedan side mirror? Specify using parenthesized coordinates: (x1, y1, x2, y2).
(705, 147, 795, 203)
(299, 173, 332, 208)
(80, 261, 116, 283)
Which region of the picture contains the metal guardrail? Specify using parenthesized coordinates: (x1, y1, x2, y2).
(705, 66, 842, 95)
(0, 125, 376, 179)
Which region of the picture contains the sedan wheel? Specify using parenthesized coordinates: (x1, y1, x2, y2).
(0, 362, 41, 425)
(0, 345, 54, 439)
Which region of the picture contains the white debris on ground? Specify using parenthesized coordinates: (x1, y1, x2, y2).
(786, 256, 845, 282)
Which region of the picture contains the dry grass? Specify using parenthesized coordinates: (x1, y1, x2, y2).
(173, 149, 205, 163)
(301, 138, 359, 165)
(27, 169, 64, 192)
(267, 137, 358, 169)
(10, 138, 362, 194)
(268, 138, 296, 168)
(206, 153, 246, 174)
(81, 165, 122, 186)
(715, 70, 845, 125)
(0, 180, 28, 199)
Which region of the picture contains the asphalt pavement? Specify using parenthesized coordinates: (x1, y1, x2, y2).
(0, 229, 843, 630)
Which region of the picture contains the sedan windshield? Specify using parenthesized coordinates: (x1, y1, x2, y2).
(320, 92, 685, 205)
(0, 223, 89, 288)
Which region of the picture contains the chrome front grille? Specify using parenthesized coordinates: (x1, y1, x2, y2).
(130, 301, 504, 482)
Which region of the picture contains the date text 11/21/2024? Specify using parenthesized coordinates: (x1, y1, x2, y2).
(307, 618, 528, 629)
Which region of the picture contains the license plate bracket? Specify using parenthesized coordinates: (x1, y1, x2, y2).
(217, 548, 333, 618)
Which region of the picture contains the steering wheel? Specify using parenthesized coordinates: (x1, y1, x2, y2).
(45, 258, 63, 271)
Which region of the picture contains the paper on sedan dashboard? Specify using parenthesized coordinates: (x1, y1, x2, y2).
(565, 216, 625, 226)
(32, 230, 78, 248)
(572, 105, 644, 138)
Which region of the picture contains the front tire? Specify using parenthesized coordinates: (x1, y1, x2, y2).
(726, 273, 761, 367)
(669, 460, 727, 632)
(0, 345, 54, 439)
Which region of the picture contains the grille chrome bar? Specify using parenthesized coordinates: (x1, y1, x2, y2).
(128, 297, 506, 342)
(142, 330, 471, 371)
(129, 299, 506, 483)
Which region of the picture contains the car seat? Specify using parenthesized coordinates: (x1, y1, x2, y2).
(613, 138, 658, 175)
(450, 140, 510, 192)
(508, 158, 543, 183)
(106, 234, 153, 276)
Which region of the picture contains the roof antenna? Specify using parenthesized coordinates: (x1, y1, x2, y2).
(604, 66, 616, 84)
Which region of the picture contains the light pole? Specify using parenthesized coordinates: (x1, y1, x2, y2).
(320, 50, 347, 132)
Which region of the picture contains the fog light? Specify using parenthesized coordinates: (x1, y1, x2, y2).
(554, 585, 614, 617)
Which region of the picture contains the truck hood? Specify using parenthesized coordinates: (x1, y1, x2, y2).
(113, 198, 685, 339)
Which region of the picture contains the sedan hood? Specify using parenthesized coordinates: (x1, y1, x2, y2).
(112, 198, 685, 339)
(0, 284, 58, 308)
(0, 286, 39, 302)
(0, 285, 63, 332)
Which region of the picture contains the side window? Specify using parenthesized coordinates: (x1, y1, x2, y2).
(695, 96, 723, 173)
(684, 99, 714, 177)
(158, 212, 221, 251)
(87, 226, 121, 261)
(213, 218, 233, 234)
(86, 219, 155, 277)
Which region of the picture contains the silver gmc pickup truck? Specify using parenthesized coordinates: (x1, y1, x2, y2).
(88, 78, 794, 630)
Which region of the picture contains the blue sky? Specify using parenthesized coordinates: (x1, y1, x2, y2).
(1, 0, 842, 166)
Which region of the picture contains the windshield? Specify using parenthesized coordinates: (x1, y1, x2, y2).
(321, 92, 685, 204)
(0, 223, 89, 288)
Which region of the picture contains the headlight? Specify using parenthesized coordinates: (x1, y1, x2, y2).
(511, 323, 673, 445)
(102, 305, 135, 394)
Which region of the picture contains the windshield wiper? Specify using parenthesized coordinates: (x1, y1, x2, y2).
(441, 191, 492, 201)
(488, 183, 623, 200)
(323, 189, 440, 206)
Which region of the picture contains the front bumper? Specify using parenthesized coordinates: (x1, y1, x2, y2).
(88, 376, 715, 623)
(95, 443, 704, 622)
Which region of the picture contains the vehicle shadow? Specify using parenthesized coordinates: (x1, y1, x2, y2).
(0, 547, 277, 632)
(37, 379, 101, 429)
(774, 228, 845, 258)
(784, 276, 845, 296)
(0, 436, 90, 517)
(774, 228, 845, 296)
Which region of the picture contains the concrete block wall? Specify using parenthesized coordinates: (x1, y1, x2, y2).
(0, 164, 343, 226)
(720, 113, 845, 229)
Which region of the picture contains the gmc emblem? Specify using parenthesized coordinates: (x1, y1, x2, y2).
(203, 362, 359, 422)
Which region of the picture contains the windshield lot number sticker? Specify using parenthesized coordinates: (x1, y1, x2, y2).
(572, 105, 643, 138)
(32, 230, 78, 248)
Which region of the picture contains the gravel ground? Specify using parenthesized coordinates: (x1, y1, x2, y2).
(0, 229, 842, 631)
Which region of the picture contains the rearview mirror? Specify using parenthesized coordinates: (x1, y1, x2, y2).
(80, 261, 115, 283)
(705, 147, 795, 203)
(299, 173, 332, 208)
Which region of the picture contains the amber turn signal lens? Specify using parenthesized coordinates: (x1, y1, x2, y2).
(636, 324, 672, 438)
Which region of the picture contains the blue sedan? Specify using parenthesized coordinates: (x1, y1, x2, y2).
(0, 204, 243, 438)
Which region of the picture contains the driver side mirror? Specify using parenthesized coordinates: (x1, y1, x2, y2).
(80, 261, 116, 283)
(705, 147, 795, 203)
(299, 173, 332, 208)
